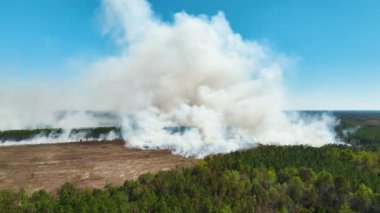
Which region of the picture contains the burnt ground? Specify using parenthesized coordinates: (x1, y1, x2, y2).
(0, 140, 196, 193)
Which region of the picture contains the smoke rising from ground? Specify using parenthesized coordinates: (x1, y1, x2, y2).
(0, 0, 338, 157)
(91, 0, 338, 157)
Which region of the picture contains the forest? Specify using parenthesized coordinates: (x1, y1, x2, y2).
(0, 127, 121, 142)
(334, 111, 380, 151)
(0, 145, 379, 212)
(0, 111, 379, 212)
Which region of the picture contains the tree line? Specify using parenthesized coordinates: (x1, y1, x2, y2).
(0, 127, 122, 142)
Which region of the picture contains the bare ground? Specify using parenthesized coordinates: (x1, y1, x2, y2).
(0, 140, 196, 193)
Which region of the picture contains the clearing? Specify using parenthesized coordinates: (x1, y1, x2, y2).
(0, 140, 196, 193)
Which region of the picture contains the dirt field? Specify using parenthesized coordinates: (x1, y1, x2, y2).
(0, 140, 196, 193)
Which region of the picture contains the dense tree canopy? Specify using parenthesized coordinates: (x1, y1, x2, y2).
(1, 145, 379, 212)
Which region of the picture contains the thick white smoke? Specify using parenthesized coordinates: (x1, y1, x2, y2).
(88, 0, 338, 157)
(0, 0, 338, 157)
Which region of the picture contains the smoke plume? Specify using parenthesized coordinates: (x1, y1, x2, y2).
(0, 0, 338, 157)
(90, 0, 338, 157)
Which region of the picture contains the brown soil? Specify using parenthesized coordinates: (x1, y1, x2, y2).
(0, 140, 196, 193)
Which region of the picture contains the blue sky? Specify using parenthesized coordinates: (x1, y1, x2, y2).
(0, 0, 379, 110)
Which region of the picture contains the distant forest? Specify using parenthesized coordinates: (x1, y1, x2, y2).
(334, 111, 380, 151)
(0, 127, 122, 142)
(0, 111, 379, 212)
(1, 111, 380, 152)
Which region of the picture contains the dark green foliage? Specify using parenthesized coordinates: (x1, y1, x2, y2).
(0, 127, 122, 142)
(67, 127, 122, 139)
(0, 145, 379, 212)
(334, 111, 380, 151)
(209, 145, 380, 192)
(339, 125, 380, 151)
(0, 129, 63, 142)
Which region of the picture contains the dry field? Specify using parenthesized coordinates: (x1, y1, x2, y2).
(0, 140, 196, 193)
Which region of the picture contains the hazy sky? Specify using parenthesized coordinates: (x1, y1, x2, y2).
(0, 0, 379, 110)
